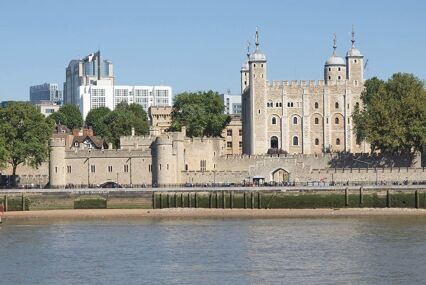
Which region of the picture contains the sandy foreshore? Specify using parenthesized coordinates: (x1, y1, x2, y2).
(2, 208, 426, 221)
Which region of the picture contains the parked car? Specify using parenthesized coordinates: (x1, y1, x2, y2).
(99, 182, 122, 188)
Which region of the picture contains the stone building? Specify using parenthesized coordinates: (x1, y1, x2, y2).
(241, 28, 369, 155)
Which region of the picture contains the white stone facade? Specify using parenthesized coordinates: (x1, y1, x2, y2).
(241, 30, 369, 155)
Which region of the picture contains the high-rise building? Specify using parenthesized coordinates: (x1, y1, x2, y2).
(63, 51, 114, 106)
(220, 92, 241, 114)
(29, 83, 62, 104)
(63, 51, 172, 119)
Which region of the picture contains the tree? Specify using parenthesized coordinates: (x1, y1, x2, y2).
(85, 107, 111, 137)
(0, 102, 53, 185)
(0, 136, 7, 170)
(102, 102, 149, 148)
(169, 91, 231, 137)
(49, 104, 83, 130)
(353, 73, 426, 155)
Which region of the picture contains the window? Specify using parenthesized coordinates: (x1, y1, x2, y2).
(91, 165, 96, 173)
(315, 117, 319, 125)
(293, 117, 298, 124)
(227, 129, 232, 136)
(124, 165, 129, 173)
(336, 138, 341, 145)
(261, 64, 264, 67)
(227, 142, 232, 148)
(239, 141, 242, 148)
(272, 117, 277, 125)
(328, 68, 331, 71)
(315, 138, 319, 145)
(200, 160, 206, 171)
(338, 67, 341, 71)
(279, 102, 282, 107)
(108, 166, 113, 173)
(271, 136, 278, 149)
(149, 164, 151, 172)
(55, 167, 58, 173)
(185, 164, 188, 171)
(338, 76, 341, 80)
(239, 129, 242, 136)
(354, 59, 357, 63)
(335, 102, 339, 109)
(67, 166, 72, 173)
(328, 76, 331, 80)
(293, 136, 299, 146)
(335, 117, 339, 124)
(314, 102, 319, 109)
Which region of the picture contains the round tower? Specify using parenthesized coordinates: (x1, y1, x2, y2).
(153, 135, 176, 186)
(240, 42, 250, 94)
(49, 138, 66, 188)
(324, 34, 346, 84)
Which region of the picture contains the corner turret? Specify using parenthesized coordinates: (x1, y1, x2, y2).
(324, 34, 346, 84)
(346, 26, 364, 84)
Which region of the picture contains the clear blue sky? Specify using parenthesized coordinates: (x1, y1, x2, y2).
(0, 0, 425, 101)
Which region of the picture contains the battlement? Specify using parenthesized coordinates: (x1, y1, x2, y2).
(65, 148, 152, 158)
(185, 137, 223, 145)
(49, 138, 66, 147)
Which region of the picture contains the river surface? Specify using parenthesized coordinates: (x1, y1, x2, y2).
(0, 216, 425, 284)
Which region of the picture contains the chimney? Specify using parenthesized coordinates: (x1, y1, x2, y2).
(83, 127, 94, 137)
(72, 128, 80, 136)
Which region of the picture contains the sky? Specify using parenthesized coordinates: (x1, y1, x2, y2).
(0, 0, 425, 101)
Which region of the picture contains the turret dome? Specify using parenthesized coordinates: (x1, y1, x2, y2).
(325, 55, 345, 66)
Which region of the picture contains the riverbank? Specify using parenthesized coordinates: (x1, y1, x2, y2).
(2, 208, 426, 221)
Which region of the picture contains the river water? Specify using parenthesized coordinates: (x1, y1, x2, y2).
(0, 216, 425, 284)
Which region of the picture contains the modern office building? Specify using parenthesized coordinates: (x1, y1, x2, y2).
(64, 51, 172, 118)
(29, 83, 63, 104)
(63, 50, 114, 106)
(36, 101, 61, 117)
(220, 92, 242, 114)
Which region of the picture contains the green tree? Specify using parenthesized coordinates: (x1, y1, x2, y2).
(102, 102, 149, 148)
(49, 104, 83, 130)
(85, 107, 111, 137)
(0, 103, 53, 184)
(353, 73, 426, 155)
(169, 91, 231, 137)
(0, 136, 7, 170)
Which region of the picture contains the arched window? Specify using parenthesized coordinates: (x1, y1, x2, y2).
(335, 102, 339, 109)
(336, 138, 341, 145)
(315, 138, 319, 145)
(293, 116, 298, 124)
(270, 136, 278, 149)
(293, 136, 299, 146)
(272, 117, 277, 125)
(314, 117, 319, 125)
(314, 102, 319, 109)
(335, 117, 339, 124)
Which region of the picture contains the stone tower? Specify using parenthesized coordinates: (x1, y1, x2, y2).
(346, 27, 364, 83)
(324, 34, 346, 83)
(243, 28, 268, 155)
(153, 134, 177, 186)
(49, 138, 66, 188)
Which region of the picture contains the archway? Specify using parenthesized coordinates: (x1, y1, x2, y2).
(271, 168, 290, 183)
(270, 136, 278, 149)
